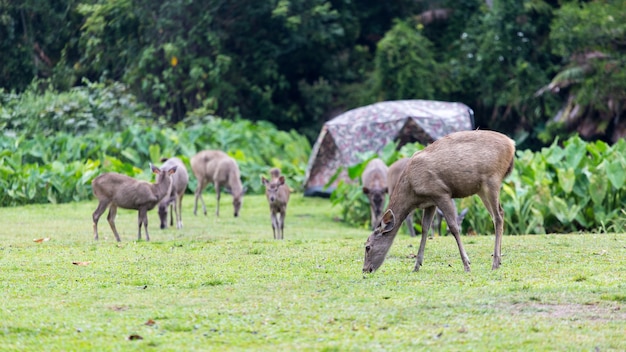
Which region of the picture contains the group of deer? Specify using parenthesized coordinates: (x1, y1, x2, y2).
(90, 130, 515, 274)
(91, 150, 290, 242)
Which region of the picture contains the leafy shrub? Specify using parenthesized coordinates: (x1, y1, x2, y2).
(0, 122, 310, 207)
(330, 136, 626, 235)
(498, 136, 626, 234)
(0, 81, 311, 207)
(0, 80, 154, 138)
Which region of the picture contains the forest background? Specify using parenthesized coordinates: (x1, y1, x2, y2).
(2, 0, 625, 147)
(0, 0, 625, 234)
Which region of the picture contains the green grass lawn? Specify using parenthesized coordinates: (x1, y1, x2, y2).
(1, 193, 625, 351)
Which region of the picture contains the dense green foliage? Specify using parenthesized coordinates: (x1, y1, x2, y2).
(0, 80, 153, 137)
(2, 1, 625, 146)
(0, 121, 310, 206)
(0, 83, 310, 206)
(331, 136, 626, 235)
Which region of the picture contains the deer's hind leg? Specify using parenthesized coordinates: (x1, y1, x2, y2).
(436, 197, 471, 272)
(478, 180, 505, 269)
(194, 179, 208, 216)
(415, 205, 437, 271)
(92, 200, 111, 240)
(214, 182, 221, 217)
(138, 207, 150, 241)
(106, 204, 121, 242)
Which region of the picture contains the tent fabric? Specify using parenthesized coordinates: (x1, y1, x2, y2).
(303, 99, 474, 197)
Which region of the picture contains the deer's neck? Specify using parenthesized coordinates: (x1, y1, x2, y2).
(229, 172, 242, 195)
(387, 176, 416, 232)
(154, 174, 172, 199)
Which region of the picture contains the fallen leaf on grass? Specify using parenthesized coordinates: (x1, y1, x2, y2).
(33, 238, 51, 243)
(72, 261, 91, 266)
(145, 319, 156, 326)
(127, 334, 143, 340)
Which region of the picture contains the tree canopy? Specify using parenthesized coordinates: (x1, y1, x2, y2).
(1, 0, 625, 147)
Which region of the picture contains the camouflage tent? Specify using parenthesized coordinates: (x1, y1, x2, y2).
(303, 99, 474, 197)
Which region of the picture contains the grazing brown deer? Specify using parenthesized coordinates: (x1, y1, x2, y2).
(363, 130, 515, 273)
(262, 168, 290, 239)
(157, 157, 189, 229)
(92, 164, 177, 242)
(191, 150, 244, 218)
(361, 158, 389, 229)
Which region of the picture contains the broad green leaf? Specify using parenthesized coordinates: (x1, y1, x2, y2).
(544, 143, 565, 165)
(586, 140, 609, 165)
(589, 167, 608, 205)
(563, 135, 587, 169)
(121, 148, 140, 165)
(606, 159, 625, 189)
(347, 160, 368, 180)
(547, 196, 579, 224)
(556, 167, 575, 194)
(149, 144, 161, 164)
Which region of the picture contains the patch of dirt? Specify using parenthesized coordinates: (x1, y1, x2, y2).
(507, 302, 625, 322)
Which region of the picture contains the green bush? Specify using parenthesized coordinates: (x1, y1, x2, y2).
(0, 119, 310, 207)
(0, 80, 154, 137)
(331, 136, 626, 235)
(498, 135, 626, 234)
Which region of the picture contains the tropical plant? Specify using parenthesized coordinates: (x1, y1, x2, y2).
(331, 135, 626, 235)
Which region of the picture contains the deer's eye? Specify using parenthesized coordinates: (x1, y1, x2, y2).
(365, 245, 371, 252)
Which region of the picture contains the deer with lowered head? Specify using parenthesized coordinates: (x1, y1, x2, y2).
(191, 150, 244, 218)
(388, 157, 469, 238)
(363, 130, 515, 273)
(92, 164, 177, 242)
(157, 157, 189, 230)
(262, 168, 290, 240)
(362, 158, 389, 230)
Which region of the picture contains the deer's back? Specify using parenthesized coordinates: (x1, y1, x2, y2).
(92, 173, 158, 209)
(406, 130, 515, 198)
(213, 157, 241, 188)
(191, 150, 228, 181)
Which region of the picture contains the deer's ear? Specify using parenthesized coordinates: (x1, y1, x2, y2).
(380, 209, 395, 234)
(261, 176, 268, 186)
(168, 166, 177, 174)
(150, 163, 160, 174)
(278, 176, 285, 185)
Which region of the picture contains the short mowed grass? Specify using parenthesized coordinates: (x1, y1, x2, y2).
(1, 193, 625, 351)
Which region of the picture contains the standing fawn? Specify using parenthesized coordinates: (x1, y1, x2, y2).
(191, 150, 244, 218)
(262, 168, 290, 239)
(361, 158, 388, 230)
(92, 164, 177, 242)
(363, 130, 515, 273)
(157, 157, 189, 229)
